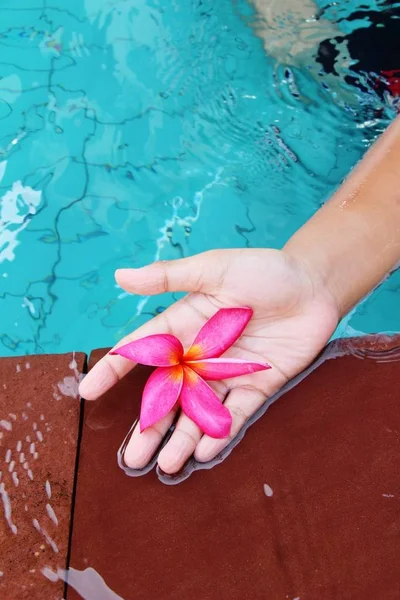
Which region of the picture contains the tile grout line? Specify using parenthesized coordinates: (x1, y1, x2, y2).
(63, 352, 88, 600)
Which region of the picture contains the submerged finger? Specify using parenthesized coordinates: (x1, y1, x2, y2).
(124, 409, 178, 469)
(157, 381, 227, 474)
(157, 413, 202, 475)
(194, 386, 266, 463)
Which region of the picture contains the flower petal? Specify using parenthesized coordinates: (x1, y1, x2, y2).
(110, 334, 183, 366)
(180, 367, 232, 438)
(184, 307, 253, 360)
(140, 366, 183, 431)
(186, 358, 270, 380)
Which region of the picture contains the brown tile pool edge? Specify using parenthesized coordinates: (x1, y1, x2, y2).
(2, 335, 398, 598)
(67, 334, 400, 600)
(0, 352, 87, 600)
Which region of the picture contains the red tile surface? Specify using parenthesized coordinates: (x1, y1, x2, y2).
(69, 337, 400, 600)
(0, 353, 85, 599)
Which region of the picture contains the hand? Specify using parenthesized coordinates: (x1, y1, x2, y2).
(79, 248, 339, 474)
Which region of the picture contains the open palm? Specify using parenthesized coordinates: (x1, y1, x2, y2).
(79, 249, 339, 474)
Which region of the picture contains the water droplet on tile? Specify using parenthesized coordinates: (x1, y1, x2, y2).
(46, 503, 58, 526)
(0, 482, 17, 534)
(45, 480, 51, 499)
(263, 483, 273, 497)
(32, 518, 58, 553)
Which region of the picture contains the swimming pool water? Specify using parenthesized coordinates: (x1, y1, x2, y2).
(0, 0, 399, 356)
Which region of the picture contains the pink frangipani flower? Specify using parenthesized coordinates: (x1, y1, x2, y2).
(110, 307, 271, 439)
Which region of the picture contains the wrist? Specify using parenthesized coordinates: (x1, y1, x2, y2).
(283, 227, 358, 320)
(282, 244, 341, 326)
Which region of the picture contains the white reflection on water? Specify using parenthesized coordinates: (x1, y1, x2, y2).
(42, 566, 125, 600)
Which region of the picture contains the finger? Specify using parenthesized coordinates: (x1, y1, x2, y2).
(123, 408, 178, 469)
(80, 251, 226, 402)
(157, 414, 201, 475)
(78, 310, 173, 400)
(194, 386, 266, 463)
(79, 293, 204, 401)
(79, 294, 212, 401)
(157, 381, 227, 474)
(115, 250, 225, 296)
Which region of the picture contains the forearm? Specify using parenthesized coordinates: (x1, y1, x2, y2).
(284, 116, 400, 317)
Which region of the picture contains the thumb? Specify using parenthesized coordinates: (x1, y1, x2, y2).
(115, 251, 225, 296)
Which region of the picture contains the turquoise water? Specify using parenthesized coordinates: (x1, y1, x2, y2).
(0, 0, 399, 356)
